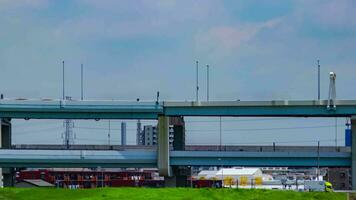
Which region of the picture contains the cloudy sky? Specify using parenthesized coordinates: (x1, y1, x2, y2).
(1, 0, 355, 146)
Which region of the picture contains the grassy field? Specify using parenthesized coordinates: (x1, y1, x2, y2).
(0, 188, 347, 200)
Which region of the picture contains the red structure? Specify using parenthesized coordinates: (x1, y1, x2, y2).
(17, 169, 164, 188)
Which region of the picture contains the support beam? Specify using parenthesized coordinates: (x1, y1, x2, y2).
(158, 116, 171, 177)
(352, 116, 356, 190)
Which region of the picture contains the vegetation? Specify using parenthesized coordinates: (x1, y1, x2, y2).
(0, 188, 347, 200)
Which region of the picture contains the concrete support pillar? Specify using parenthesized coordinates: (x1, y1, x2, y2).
(352, 117, 356, 190)
(0, 118, 14, 187)
(158, 116, 171, 177)
(164, 175, 187, 187)
(164, 167, 188, 187)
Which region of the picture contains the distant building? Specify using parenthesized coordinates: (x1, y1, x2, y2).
(137, 117, 185, 148)
(197, 167, 264, 183)
(197, 170, 219, 180)
(215, 167, 263, 181)
(142, 125, 174, 146)
(121, 122, 126, 146)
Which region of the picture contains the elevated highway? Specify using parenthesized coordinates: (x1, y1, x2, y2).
(0, 149, 350, 168)
(1, 98, 356, 188)
(1, 99, 356, 119)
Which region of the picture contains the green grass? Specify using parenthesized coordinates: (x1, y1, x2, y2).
(0, 188, 347, 200)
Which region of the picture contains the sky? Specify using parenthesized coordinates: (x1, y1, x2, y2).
(1, 0, 356, 146)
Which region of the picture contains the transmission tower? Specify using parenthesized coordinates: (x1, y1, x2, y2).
(62, 96, 76, 148)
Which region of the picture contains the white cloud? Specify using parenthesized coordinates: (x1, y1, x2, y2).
(194, 18, 283, 59)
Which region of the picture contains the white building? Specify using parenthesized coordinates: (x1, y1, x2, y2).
(197, 170, 219, 180)
(215, 167, 263, 181)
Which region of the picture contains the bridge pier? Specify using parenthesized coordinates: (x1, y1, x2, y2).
(352, 117, 356, 190)
(158, 116, 189, 187)
(164, 167, 188, 187)
(158, 116, 172, 178)
(1, 118, 14, 187)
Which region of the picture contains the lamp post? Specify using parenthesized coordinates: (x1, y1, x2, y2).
(196, 61, 199, 102)
(317, 60, 320, 100)
(62, 61, 65, 100)
(218, 158, 223, 188)
(206, 64, 210, 101)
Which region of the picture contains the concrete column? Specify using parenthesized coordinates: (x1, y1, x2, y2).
(352, 117, 356, 190)
(158, 116, 171, 177)
(170, 117, 188, 187)
(1, 118, 14, 187)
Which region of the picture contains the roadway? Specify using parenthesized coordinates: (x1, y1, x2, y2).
(1, 99, 356, 119)
(0, 148, 350, 168)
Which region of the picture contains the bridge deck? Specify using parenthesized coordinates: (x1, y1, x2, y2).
(1, 99, 356, 119)
(0, 149, 350, 168)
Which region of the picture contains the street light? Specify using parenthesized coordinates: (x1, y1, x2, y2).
(196, 61, 199, 102)
(187, 161, 193, 188)
(218, 158, 224, 188)
(206, 64, 210, 101)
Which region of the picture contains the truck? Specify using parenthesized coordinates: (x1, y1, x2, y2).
(304, 181, 333, 192)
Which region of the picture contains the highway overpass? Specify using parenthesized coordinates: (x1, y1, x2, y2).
(0, 149, 350, 168)
(1, 98, 356, 188)
(1, 99, 356, 119)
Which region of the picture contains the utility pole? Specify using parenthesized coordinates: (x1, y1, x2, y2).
(219, 116, 222, 151)
(317, 140, 320, 180)
(62, 61, 65, 100)
(108, 120, 111, 145)
(206, 64, 210, 101)
(196, 61, 199, 102)
(318, 60, 320, 100)
(335, 118, 338, 148)
(81, 64, 84, 100)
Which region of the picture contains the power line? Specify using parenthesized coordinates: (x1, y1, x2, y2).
(13, 121, 61, 128)
(14, 127, 63, 134)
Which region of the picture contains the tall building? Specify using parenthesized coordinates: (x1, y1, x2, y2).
(142, 125, 174, 146)
(137, 117, 185, 148)
(136, 120, 143, 145)
(121, 122, 126, 146)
